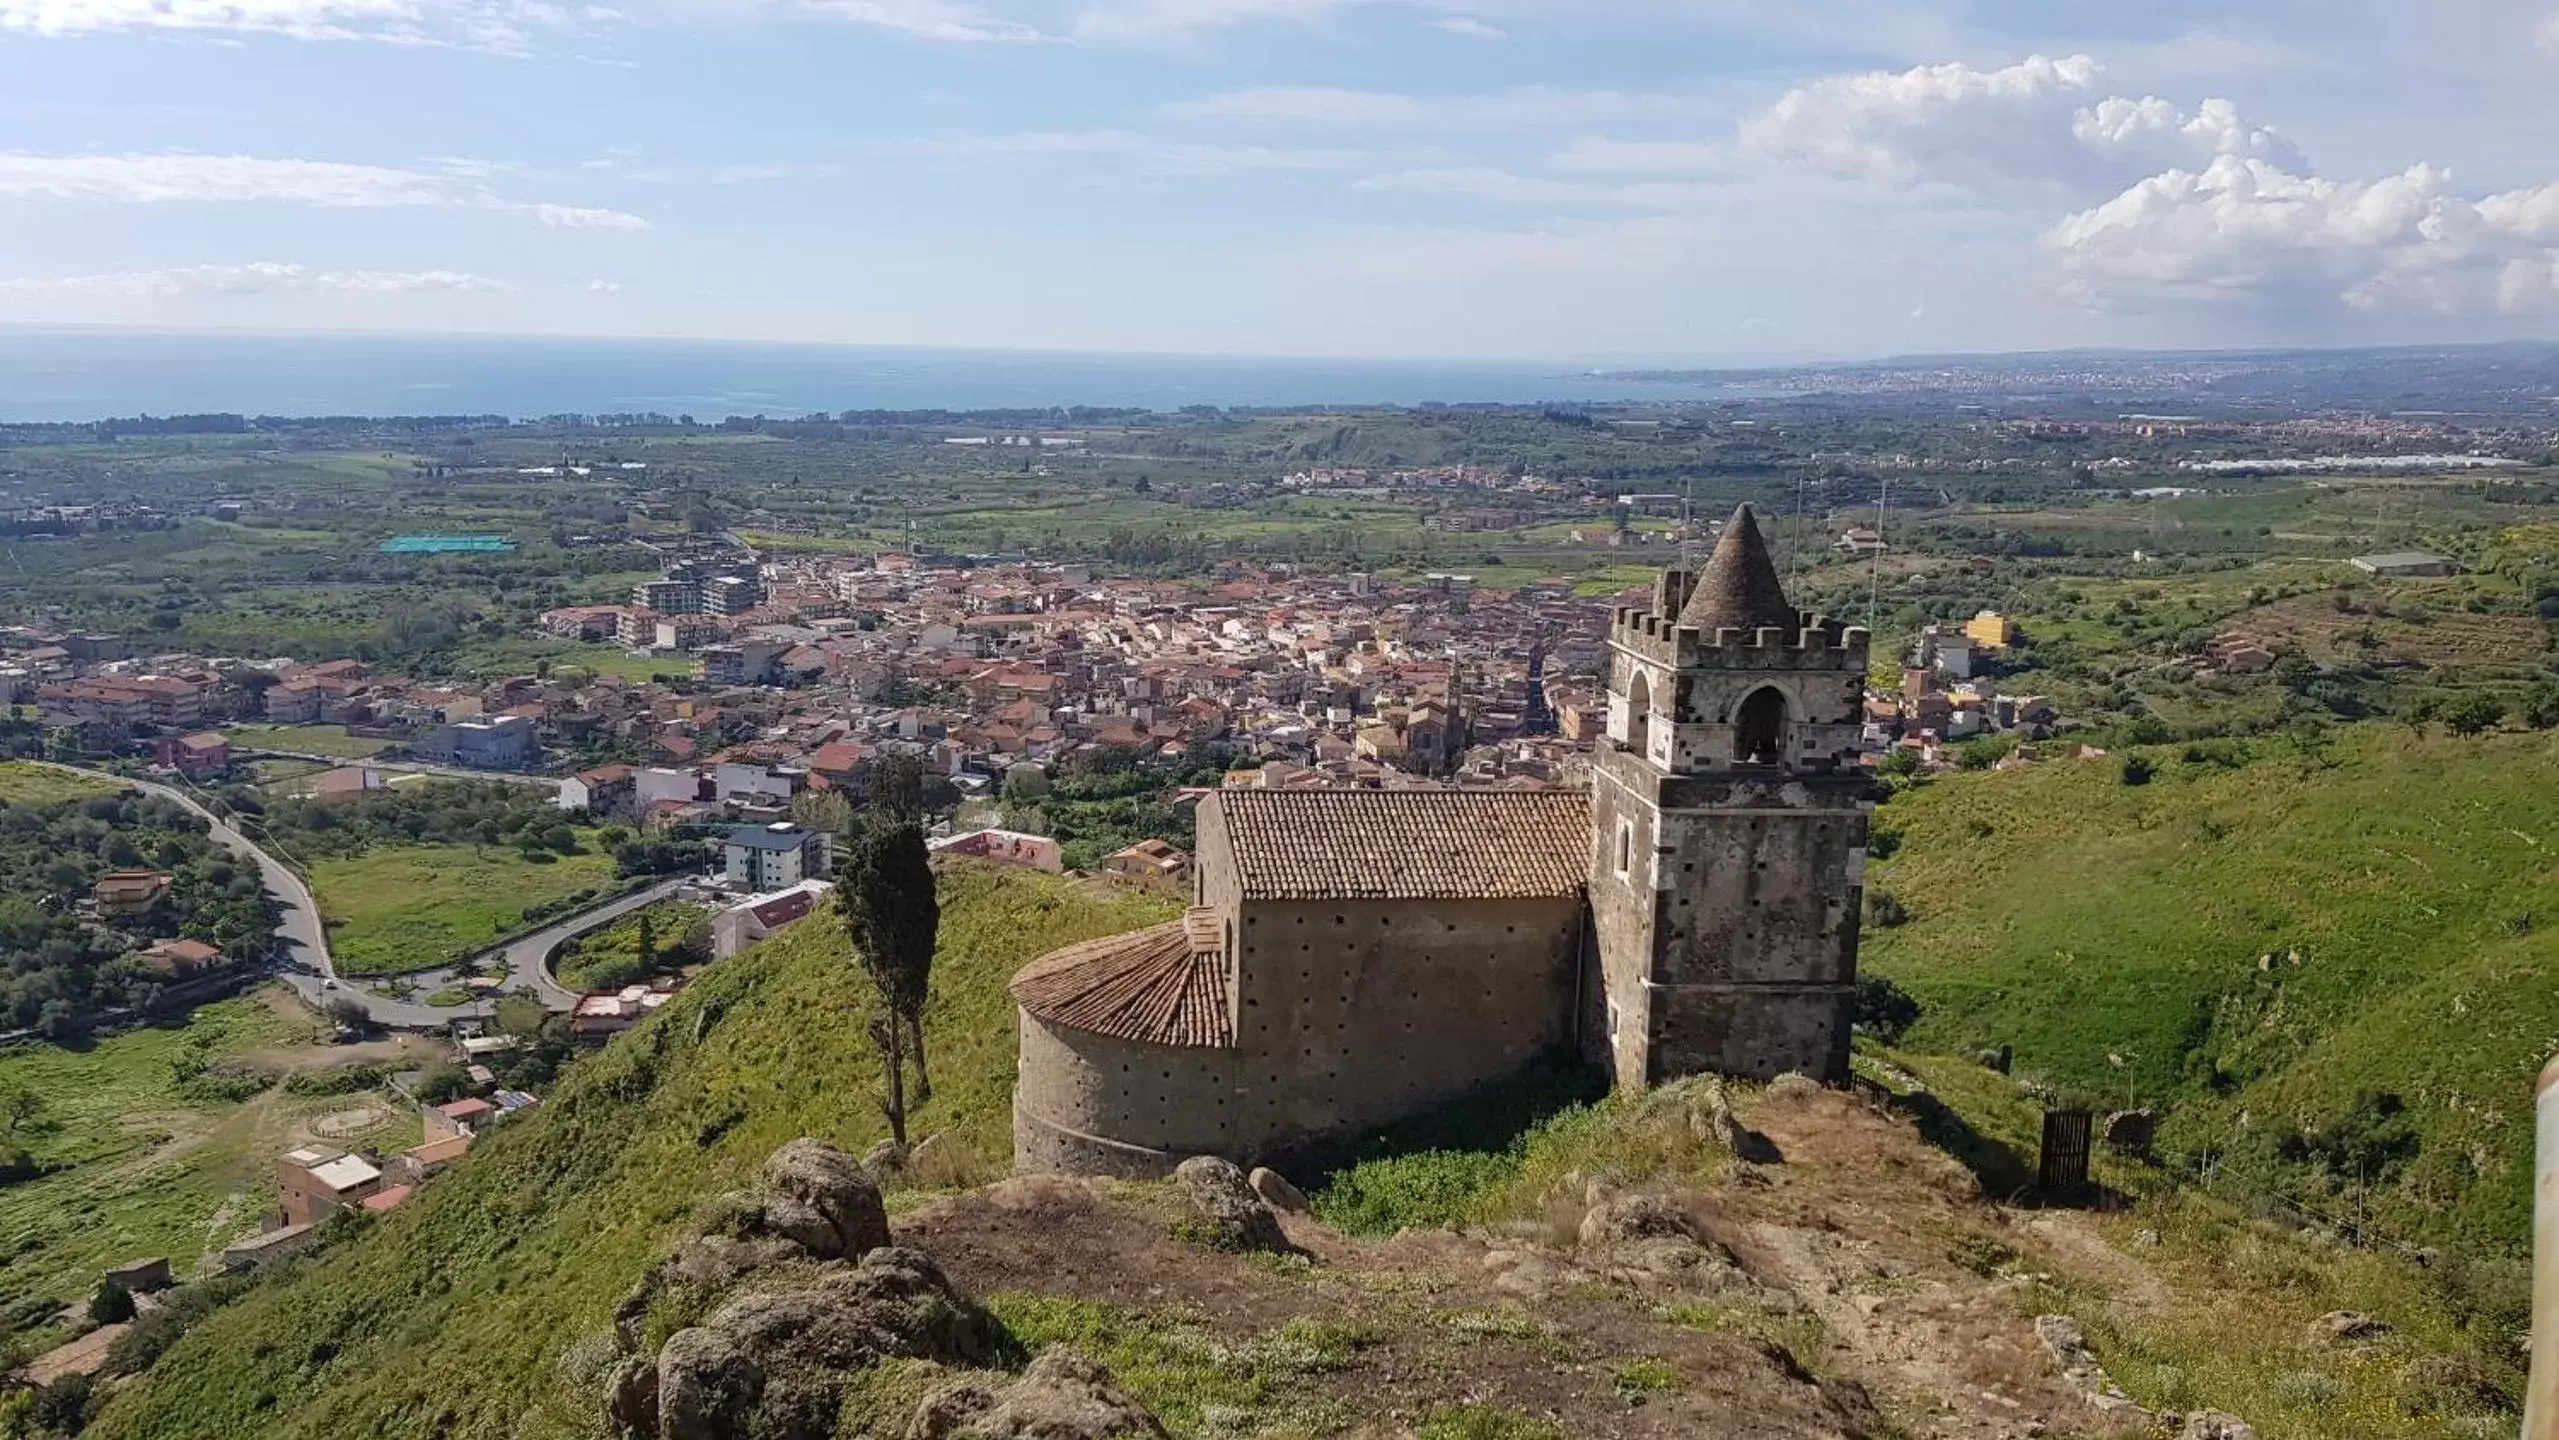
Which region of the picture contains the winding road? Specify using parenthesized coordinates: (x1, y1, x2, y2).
(37, 762, 703, 1032)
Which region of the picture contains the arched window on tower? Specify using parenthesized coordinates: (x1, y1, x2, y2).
(1734, 685, 1789, 765)
(1624, 669, 1652, 754)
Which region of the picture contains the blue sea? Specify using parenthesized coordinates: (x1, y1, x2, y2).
(0, 327, 1731, 423)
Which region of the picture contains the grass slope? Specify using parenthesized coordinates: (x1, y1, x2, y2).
(92, 864, 1175, 1440)
(0, 762, 121, 807)
(314, 841, 619, 976)
(0, 997, 329, 1333)
(1864, 726, 2559, 1253)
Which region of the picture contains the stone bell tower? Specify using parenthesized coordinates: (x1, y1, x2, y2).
(1584, 504, 1872, 1088)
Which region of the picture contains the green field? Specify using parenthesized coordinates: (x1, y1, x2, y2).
(0, 761, 122, 807)
(224, 725, 394, 760)
(90, 864, 1176, 1439)
(312, 839, 620, 976)
(0, 995, 420, 1336)
(1865, 725, 2559, 1254)
(553, 901, 714, 992)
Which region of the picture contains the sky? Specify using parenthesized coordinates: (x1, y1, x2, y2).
(2, 0, 2557, 362)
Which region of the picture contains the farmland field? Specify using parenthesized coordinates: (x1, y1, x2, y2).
(312, 839, 619, 976)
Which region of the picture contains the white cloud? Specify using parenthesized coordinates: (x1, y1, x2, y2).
(2541, 8, 2559, 52)
(0, 152, 451, 206)
(1167, 84, 1712, 131)
(1737, 53, 2107, 187)
(795, 0, 1039, 42)
(533, 202, 652, 229)
(0, 0, 588, 47)
(2047, 157, 2559, 317)
(587, 277, 624, 292)
(907, 129, 1363, 174)
(1070, 0, 1336, 45)
(1548, 137, 1724, 175)
(2071, 95, 2304, 175)
(0, 151, 649, 228)
(0, 262, 508, 297)
(1428, 15, 1502, 38)
(1728, 54, 2303, 197)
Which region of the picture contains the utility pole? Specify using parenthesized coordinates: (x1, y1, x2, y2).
(1868, 476, 1888, 631)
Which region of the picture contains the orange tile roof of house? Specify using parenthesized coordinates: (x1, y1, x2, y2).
(1210, 788, 1590, 901)
(1011, 917, 1231, 1050)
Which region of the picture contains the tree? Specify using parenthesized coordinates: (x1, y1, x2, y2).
(835, 817, 941, 1141)
(2119, 755, 2156, 787)
(2442, 692, 2506, 737)
(2523, 683, 2559, 732)
(636, 910, 657, 975)
(1, 1087, 41, 1135)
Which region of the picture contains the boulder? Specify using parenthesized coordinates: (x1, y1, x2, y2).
(2103, 1110, 2158, 1157)
(908, 1133, 950, 1171)
(1578, 1195, 1695, 1249)
(2308, 1310, 2391, 1346)
(655, 1328, 764, 1440)
(1172, 1156, 1289, 1254)
(2034, 1314, 2139, 1414)
(1246, 1167, 1310, 1214)
(864, 1139, 910, 1179)
(762, 1140, 890, 1260)
(603, 1355, 659, 1439)
(909, 1350, 1171, 1439)
(2179, 1414, 2258, 1440)
(1976, 1047, 2013, 1074)
(1765, 1073, 1823, 1100)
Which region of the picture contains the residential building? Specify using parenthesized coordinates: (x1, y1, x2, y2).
(703, 574, 766, 616)
(930, 828, 1064, 872)
(93, 870, 172, 918)
(634, 578, 704, 614)
(1963, 611, 2016, 651)
(425, 1097, 496, 1139)
(136, 938, 223, 978)
(2352, 550, 2460, 578)
(723, 822, 831, 890)
(277, 1146, 384, 1226)
(154, 731, 231, 777)
(1102, 839, 1189, 882)
(711, 879, 833, 960)
(434, 714, 537, 770)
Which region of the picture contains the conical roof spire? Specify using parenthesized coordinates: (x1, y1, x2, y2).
(1677, 504, 1797, 632)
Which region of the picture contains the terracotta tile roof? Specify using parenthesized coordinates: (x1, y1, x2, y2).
(1210, 788, 1590, 900)
(1011, 917, 1232, 1050)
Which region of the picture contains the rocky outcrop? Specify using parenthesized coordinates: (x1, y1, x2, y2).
(1247, 1167, 1309, 1214)
(759, 1139, 892, 1260)
(602, 1137, 1163, 1440)
(909, 1350, 1171, 1439)
(2307, 1310, 2391, 1346)
(2178, 1413, 2258, 1440)
(1173, 1156, 1289, 1253)
(2033, 1314, 2139, 1416)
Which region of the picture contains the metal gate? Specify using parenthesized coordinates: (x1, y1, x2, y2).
(2040, 1109, 2093, 1196)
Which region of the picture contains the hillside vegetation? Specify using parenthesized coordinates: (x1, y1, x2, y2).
(89, 863, 1175, 1440)
(1864, 725, 2559, 1254)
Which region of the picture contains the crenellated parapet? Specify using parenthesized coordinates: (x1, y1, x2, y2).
(1609, 603, 1871, 673)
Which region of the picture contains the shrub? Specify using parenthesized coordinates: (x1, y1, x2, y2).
(1416, 1404, 1565, 1440)
(1853, 975, 1922, 1043)
(2120, 755, 2156, 786)
(1864, 889, 1911, 928)
(90, 1278, 136, 1325)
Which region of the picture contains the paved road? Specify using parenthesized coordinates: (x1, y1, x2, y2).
(38, 763, 697, 1032)
(491, 877, 695, 1009)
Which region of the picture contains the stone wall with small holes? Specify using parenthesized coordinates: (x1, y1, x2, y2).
(1224, 894, 1582, 1159)
(1013, 1010, 1242, 1179)
(1587, 743, 1868, 1087)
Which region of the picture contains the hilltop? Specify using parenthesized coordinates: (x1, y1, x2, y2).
(78, 844, 2533, 1440)
(1864, 726, 2559, 1255)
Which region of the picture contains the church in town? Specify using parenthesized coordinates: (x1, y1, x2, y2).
(1011, 506, 1875, 1178)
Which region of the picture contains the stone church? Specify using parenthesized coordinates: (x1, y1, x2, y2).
(1012, 506, 1873, 1178)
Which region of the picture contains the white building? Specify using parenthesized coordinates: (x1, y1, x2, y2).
(723, 823, 832, 891)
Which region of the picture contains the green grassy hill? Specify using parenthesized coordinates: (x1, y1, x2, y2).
(90, 863, 1174, 1440)
(1864, 726, 2559, 1254)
